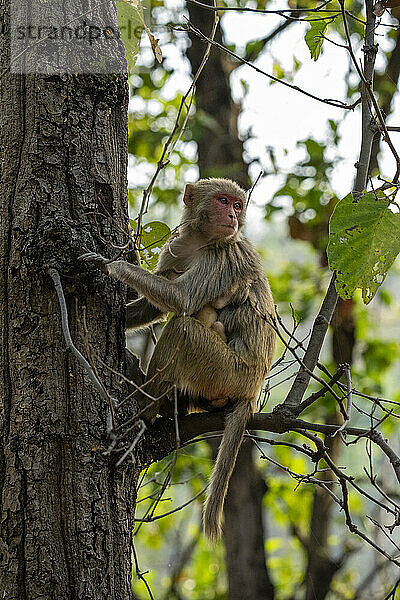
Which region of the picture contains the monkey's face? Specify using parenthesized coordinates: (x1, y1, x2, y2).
(182, 178, 247, 240)
(207, 193, 244, 240)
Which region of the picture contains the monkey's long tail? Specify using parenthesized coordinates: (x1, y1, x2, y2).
(202, 400, 253, 542)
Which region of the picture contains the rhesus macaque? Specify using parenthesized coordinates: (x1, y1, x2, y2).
(81, 178, 276, 541)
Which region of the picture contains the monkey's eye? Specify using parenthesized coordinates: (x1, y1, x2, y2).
(219, 196, 229, 204)
(234, 201, 242, 211)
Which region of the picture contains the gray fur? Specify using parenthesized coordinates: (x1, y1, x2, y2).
(203, 400, 253, 542)
(99, 178, 275, 540)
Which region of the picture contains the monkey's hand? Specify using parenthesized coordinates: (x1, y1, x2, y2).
(79, 252, 110, 274)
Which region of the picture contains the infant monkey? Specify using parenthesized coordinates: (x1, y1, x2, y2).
(196, 305, 226, 342)
(195, 285, 239, 342)
(82, 177, 275, 541)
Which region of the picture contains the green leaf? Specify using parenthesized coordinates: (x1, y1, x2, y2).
(116, 0, 143, 73)
(244, 38, 267, 62)
(293, 56, 302, 72)
(272, 61, 285, 82)
(137, 220, 171, 269)
(305, 20, 328, 61)
(327, 191, 400, 304)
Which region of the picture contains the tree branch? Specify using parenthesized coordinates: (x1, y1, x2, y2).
(280, 274, 338, 411)
(140, 410, 400, 483)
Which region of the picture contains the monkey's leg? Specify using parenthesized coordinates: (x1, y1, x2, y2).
(126, 296, 165, 330)
(146, 316, 261, 408)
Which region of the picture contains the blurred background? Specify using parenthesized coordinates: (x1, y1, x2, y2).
(124, 1, 400, 597)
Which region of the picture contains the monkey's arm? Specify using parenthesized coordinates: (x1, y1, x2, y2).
(81, 253, 189, 314)
(81, 253, 226, 315)
(126, 296, 166, 330)
(110, 261, 185, 313)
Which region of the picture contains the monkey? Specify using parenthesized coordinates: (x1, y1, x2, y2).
(81, 177, 276, 542)
(125, 221, 233, 339)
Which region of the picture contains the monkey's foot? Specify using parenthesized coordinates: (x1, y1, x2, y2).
(210, 397, 228, 408)
(79, 252, 109, 273)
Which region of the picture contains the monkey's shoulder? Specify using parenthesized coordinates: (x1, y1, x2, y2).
(156, 241, 193, 276)
(202, 236, 262, 275)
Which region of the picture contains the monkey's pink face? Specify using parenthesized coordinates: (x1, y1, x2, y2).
(210, 194, 244, 239)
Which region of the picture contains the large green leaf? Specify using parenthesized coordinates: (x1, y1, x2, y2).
(131, 219, 171, 270)
(116, 0, 143, 73)
(305, 20, 328, 61)
(327, 191, 400, 304)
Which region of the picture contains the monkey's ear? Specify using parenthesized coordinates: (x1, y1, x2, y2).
(183, 183, 195, 206)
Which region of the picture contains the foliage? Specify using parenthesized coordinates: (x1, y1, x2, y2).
(116, 0, 144, 72)
(133, 447, 228, 599)
(268, 260, 326, 322)
(327, 191, 400, 303)
(304, 18, 330, 61)
(130, 216, 171, 269)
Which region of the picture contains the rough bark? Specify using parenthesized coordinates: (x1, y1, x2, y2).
(0, 2, 137, 598)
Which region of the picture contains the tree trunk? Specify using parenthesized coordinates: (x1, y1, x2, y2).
(224, 441, 274, 600)
(186, 0, 248, 188)
(0, 3, 137, 598)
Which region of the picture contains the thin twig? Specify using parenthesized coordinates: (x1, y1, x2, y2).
(173, 386, 181, 449)
(297, 364, 346, 413)
(187, 0, 339, 14)
(135, 487, 207, 522)
(48, 268, 117, 430)
(333, 363, 352, 436)
(132, 541, 155, 600)
(184, 19, 360, 110)
(339, 478, 400, 566)
(116, 420, 147, 467)
(246, 170, 263, 208)
(280, 274, 338, 410)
